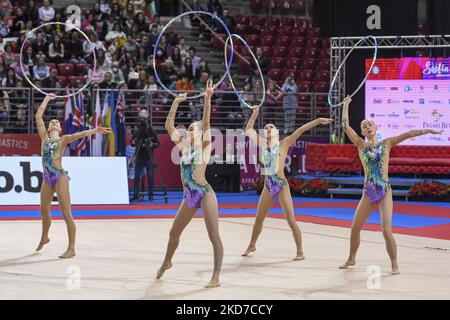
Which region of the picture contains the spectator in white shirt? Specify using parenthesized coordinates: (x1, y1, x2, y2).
(38, 0, 55, 23)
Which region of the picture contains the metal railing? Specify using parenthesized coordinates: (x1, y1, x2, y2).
(0, 87, 330, 137)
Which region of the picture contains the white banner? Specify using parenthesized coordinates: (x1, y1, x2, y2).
(0, 157, 129, 205)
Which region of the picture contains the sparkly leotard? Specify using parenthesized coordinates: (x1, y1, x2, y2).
(180, 148, 211, 208)
(41, 138, 69, 188)
(261, 143, 287, 197)
(361, 140, 390, 203)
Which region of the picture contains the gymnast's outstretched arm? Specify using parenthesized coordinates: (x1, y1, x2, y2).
(386, 129, 443, 147)
(35, 93, 56, 141)
(245, 106, 267, 149)
(202, 79, 213, 150)
(282, 117, 333, 146)
(165, 93, 190, 151)
(342, 95, 365, 148)
(62, 127, 111, 145)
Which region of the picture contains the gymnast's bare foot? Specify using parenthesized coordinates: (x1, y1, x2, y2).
(391, 265, 400, 275)
(339, 259, 356, 269)
(156, 262, 172, 279)
(293, 253, 305, 261)
(205, 273, 220, 288)
(241, 245, 256, 256)
(36, 238, 50, 252)
(58, 248, 76, 259)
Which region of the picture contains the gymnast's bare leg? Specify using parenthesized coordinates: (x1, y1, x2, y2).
(278, 184, 304, 260)
(201, 191, 223, 288)
(242, 186, 274, 256)
(378, 188, 400, 275)
(339, 193, 373, 269)
(156, 200, 197, 279)
(55, 175, 76, 259)
(36, 181, 54, 251)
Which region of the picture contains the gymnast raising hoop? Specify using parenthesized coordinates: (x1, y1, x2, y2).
(339, 95, 443, 274)
(35, 94, 111, 258)
(242, 106, 333, 260)
(156, 80, 223, 288)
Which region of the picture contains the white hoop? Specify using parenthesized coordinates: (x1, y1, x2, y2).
(19, 22, 97, 99)
(328, 35, 378, 108)
(224, 34, 266, 109)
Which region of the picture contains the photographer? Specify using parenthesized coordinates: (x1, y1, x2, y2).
(130, 110, 160, 201)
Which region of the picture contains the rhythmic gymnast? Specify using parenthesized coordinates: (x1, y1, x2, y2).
(242, 106, 333, 260)
(339, 95, 443, 274)
(35, 94, 111, 258)
(156, 80, 223, 288)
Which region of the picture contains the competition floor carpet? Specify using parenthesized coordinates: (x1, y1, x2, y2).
(1, 192, 450, 299)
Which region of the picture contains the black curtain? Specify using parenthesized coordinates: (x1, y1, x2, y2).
(314, 0, 418, 36)
(428, 0, 450, 34)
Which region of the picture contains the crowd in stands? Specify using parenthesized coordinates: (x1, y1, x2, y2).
(0, 0, 325, 134)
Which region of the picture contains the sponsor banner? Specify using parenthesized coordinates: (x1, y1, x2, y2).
(0, 134, 41, 156)
(366, 57, 450, 80)
(0, 157, 129, 205)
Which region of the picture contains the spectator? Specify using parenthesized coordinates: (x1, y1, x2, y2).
(144, 75, 158, 91)
(0, 35, 4, 52)
(194, 59, 211, 81)
(0, 0, 12, 18)
(81, 12, 95, 32)
(48, 33, 64, 63)
(134, 12, 148, 33)
(159, 59, 178, 87)
(150, 15, 163, 33)
(175, 73, 194, 92)
(65, 30, 86, 64)
(123, 2, 135, 21)
(10, 56, 31, 79)
(1, 42, 15, 66)
(136, 46, 150, 68)
(0, 90, 10, 130)
(148, 24, 159, 48)
(0, 61, 5, 80)
(38, 0, 55, 24)
(0, 16, 10, 37)
(111, 2, 122, 16)
(22, 46, 35, 68)
(12, 8, 27, 35)
(177, 37, 189, 62)
(207, 0, 223, 17)
(96, 48, 108, 69)
(188, 47, 201, 74)
(124, 34, 139, 57)
(130, 69, 147, 90)
(250, 47, 270, 86)
(99, 0, 111, 15)
(100, 71, 117, 89)
(24, 0, 39, 23)
(32, 56, 50, 80)
(87, 63, 105, 85)
(32, 32, 47, 56)
(131, 0, 146, 15)
(221, 10, 236, 33)
(102, 14, 117, 38)
(83, 33, 106, 64)
(191, 0, 204, 12)
(171, 46, 182, 70)
(108, 61, 125, 84)
(265, 80, 283, 117)
(124, 57, 139, 82)
(41, 67, 59, 89)
(281, 75, 298, 134)
(194, 71, 209, 91)
(182, 57, 195, 80)
(1, 67, 18, 88)
(240, 82, 254, 123)
(105, 22, 127, 45)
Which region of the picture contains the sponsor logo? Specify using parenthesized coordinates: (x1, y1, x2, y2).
(419, 99, 425, 104)
(433, 84, 439, 91)
(404, 108, 419, 119)
(370, 113, 386, 118)
(390, 87, 398, 91)
(423, 121, 450, 129)
(388, 123, 400, 129)
(419, 85, 425, 92)
(372, 86, 386, 91)
(403, 85, 411, 92)
(387, 99, 400, 104)
(403, 99, 414, 104)
(373, 98, 382, 104)
(404, 124, 416, 129)
(388, 112, 400, 118)
(0, 162, 42, 194)
(423, 61, 450, 77)
(431, 109, 443, 122)
(430, 137, 445, 142)
(428, 100, 443, 105)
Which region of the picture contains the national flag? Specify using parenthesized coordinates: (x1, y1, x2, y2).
(108, 88, 117, 156)
(92, 89, 103, 156)
(115, 89, 126, 156)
